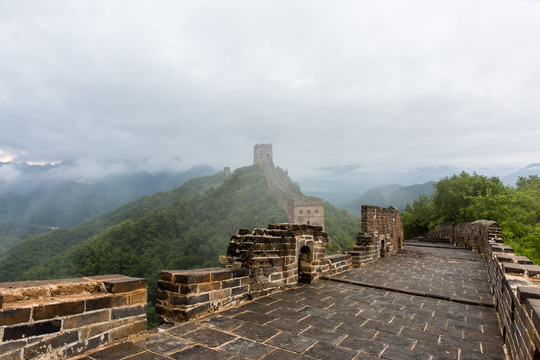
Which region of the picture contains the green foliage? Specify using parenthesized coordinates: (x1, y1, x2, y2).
(0, 172, 227, 282)
(402, 173, 540, 264)
(324, 201, 360, 253)
(0, 223, 52, 254)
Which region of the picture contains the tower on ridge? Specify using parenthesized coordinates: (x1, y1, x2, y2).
(254, 144, 273, 165)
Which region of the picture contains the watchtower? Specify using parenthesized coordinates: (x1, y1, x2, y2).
(254, 144, 273, 165)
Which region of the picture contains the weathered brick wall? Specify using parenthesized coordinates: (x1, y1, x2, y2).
(427, 220, 540, 360)
(157, 224, 352, 323)
(485, 238, 540, 360)
(425, 220, 503, 251)
(422, 223, 455, 243)
(349, 205, 404, 266)
(156, 268, 250, 323)
(0, 275, 147, 360)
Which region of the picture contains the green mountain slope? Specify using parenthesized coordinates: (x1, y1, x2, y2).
(0, 166, 217, 230)
(0, 172, 227, 282)
(0, 223, 52, 254)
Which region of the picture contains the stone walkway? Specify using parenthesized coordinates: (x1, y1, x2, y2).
(78, 243, 506, 360)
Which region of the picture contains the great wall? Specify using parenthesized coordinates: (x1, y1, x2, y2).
(254, 144, 325, 229)
(1, 145, 540, 359)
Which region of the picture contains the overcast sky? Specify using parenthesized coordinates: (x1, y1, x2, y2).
(1, 0, 540, 181)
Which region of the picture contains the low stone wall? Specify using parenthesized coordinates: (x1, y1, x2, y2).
(325, 254, 353, 275)
(157, 224, 353, 324)
(423, 220, 503, 251)
(0, 275, 147, 360)
(428, 220, 540, 360)
(156, 268, 250, 323)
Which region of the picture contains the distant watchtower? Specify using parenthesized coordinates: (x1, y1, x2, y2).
(254, 144, 273, 165)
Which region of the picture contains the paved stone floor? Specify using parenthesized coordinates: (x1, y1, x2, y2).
(79, 243, 506, 360)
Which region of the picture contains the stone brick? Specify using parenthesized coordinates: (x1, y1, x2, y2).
(171, 293, 209, 306)
(33, 300, 85, 320)
(517, 287, 540, 304)
(23, 330, 78, 358)
(210, 269, 233, 282)
(104, 277, 147, 293)
(0, 348, 22, 360)
(3, 320, 62, 341)
(111, 304, 147, 320)
(63, 309, 110, 329)
(63, 333, 108, 358)
(197, 282, 221, 292)
(157, 280, 179, 292)
(129, 290, 148, 305)
(222, 279, 241, 289)
(86, 294, 128, 311)
(0, 307, 31, 326)
(159, 271, 173, 282)
(86, 319, 124, 338)
(0, 339, 27, 354)
(232, 286, 249, 297)
(231, 268, 250, 278)
(209, 289, 231, 302)
(503, 263, 525, 274)
(173, 271, 211, 284)
(109, 320, 147, 341)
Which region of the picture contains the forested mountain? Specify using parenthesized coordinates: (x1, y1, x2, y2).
(342, 182, 436, 214)
(0, 223, 52, 254)
(0, 171, 227, 282)
(0, 166, 217, 254)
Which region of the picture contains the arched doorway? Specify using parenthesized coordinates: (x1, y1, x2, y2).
(380, 239, 386, 257)
(298, 246, 313, 283)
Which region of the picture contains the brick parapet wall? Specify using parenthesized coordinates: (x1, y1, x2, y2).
(0, 275, 147, 360)
(157, 224, 352, 323)
(349, 206, 403, 266)
(427, 221, 540, 360)
(486, 241, 540, 360)
(156, 268, 250, 323)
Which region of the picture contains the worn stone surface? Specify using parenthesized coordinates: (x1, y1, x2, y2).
(81, 242, 505, 360)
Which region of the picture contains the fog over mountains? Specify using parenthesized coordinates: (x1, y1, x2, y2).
(297, 163, 538, 205)
(1, 159, 537, 208)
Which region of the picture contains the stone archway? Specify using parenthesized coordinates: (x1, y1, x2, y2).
(380, 239, 386, 257)
(298, 245, 313, 283)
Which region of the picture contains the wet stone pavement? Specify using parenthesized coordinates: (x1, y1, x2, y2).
(79, 243, 506, 360)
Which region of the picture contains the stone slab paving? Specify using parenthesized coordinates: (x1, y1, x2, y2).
(332, 244, 494, 307)
(79, 244, 506, 359)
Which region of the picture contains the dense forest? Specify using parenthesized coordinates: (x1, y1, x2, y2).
(401, 172, 540, 264)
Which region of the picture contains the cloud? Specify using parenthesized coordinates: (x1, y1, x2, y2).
(0, 0, 539, 181)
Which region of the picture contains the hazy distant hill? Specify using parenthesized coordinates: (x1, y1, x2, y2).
(0, 166, 217, 253)
(342, 181, 436, 215)
(299, 165, 456, 204)
(503, 164, 540, 186)
(0, 171, 228, 282)
(0, 223, 52, 254)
